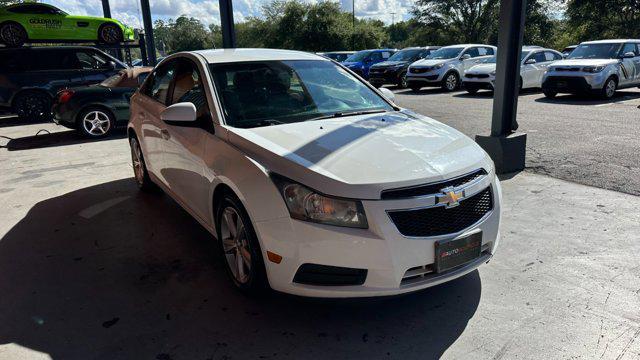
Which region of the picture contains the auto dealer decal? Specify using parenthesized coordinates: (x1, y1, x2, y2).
(29, 18, 62, 29)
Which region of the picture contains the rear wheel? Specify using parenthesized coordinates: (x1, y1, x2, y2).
(12, 91, 51, 121)
(0, 22, 27, 47)
(216, 193, 269, 295)
(442, 72, 460, 92)
(78, 107, 114, 138)
(98, 23, 123, 44)
(600, 77, 617, 99)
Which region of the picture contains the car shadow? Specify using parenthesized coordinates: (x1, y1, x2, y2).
(533, 90, 640, 106)
(452, 88, 541, 99)
(0, 179, 482, 359)
(0, 115, 52, 128)
(394, 87, 463, 96)
(1, 128, 126, 151)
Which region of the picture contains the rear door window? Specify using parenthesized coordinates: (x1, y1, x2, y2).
(621, 43, 637, 56)
(533, 51, 547, 63)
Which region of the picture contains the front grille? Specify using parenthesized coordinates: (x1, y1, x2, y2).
(381, 169, 487, 199)
(388, 188, 493, 237)
(465, 73, 490, 79)
(293, 264, 367, 286)
(410, 67, 429, 74)
(555, 67, 581, 72)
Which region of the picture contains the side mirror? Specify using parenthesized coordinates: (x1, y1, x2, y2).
(623, 51, 636, 58)
(161, 102, 197, 123)
(104, 61, 116, 70)
(378, 87, 395, 102)
(461, 54, 471, 61)
(525, 58, 537, 65)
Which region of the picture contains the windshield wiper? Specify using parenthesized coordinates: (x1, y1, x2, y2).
(310, 109, 389, 121)
(259, 119, 286, 126)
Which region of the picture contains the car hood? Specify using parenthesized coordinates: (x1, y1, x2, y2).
(372, 61, 408, 68)
(551, 59, 618, 67)
(226, 111, 492, 199)
(410, 59, 449, 67)
(466, 63, 496, 74)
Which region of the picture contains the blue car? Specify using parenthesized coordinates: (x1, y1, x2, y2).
(342, 49, 397, 79)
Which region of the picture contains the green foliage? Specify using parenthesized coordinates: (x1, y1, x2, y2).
(566, 0, 640, 41)
(153, 16, 213, 54)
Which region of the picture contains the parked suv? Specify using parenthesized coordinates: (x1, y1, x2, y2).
(463, 46, 563, 93)
(0, 46, 127, 120)
(342, 49, 397, 79)
(368, 46, 440, 88)
(542, 39, 640, 99)
(407, 44, 496, 92)
(127, 49, 501, 297)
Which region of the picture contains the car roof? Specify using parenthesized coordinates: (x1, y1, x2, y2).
(401, 46, 441, 50)
(581, 39, 640, 44)
(195, 48, 328, 63)
(324, 51, 355, 54)
(4, 3, 59, 10)
(441, 44, 496, 49)
(0, 45, 105, 52)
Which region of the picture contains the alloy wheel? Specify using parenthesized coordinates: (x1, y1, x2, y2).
(605, 79, 616, 98)
(130, 138, 145, 186)
(1, 23, 25, 46)
(82, 110, 111, 136)
(101, 25, 121, 43)
(220, 207, 252, 284)
(445, 74, 458, 91)
(401, 74, 408, 88)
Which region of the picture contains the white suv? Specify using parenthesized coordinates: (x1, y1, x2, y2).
(407, 44, 497, 92)
(128, 49, 501, 298)
(463, 46, 563, 94)
(542, 39, 640, 99)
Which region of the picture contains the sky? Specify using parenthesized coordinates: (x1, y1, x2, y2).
(48, 0, 415, 28)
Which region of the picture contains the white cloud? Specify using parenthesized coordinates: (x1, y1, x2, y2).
(47, 0, 412, 27)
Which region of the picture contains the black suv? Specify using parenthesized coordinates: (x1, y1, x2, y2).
(0, 46, 127, 120)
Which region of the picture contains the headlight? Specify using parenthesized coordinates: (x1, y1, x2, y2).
(434, 63, 445, 69)
(490, 70, 496, 76)
(271, 174, 368, 229)
(583, 65, 605, 73)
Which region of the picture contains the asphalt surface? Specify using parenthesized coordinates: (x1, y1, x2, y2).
(1, 114, 639, 359)
(392, 87, 640, 196)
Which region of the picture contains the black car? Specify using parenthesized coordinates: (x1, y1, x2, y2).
(368, 46, 440, 88)
(0, 46, 127, 121)
(52, 67, 151, 137)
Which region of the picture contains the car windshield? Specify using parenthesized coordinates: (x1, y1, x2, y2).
(345, 50, 373, 62)
(480, 51, 531, 64)
(209, 60, 394, 129)
(568, 43, 622, 59)
(388, 49, 423, 61)
(426, 47, 464, 60)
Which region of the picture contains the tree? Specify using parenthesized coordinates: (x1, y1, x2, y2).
(153, 16, 213, 55)
(566, 0, 640, 41)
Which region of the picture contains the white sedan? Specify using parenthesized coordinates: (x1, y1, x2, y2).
(463, 46, 564, 93)
(128, 49, 502, 298)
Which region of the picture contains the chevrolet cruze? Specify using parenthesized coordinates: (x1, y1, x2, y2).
(128, 49, 502, 297)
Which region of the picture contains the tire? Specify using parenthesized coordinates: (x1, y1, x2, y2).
(0, 22, 27, 47)
(12, 91, 51, 121)
(77, 107, 115, 138)
(600, 77, 617, 99)
(410, 85, 422, 92)
(543, 90, 557, 98)
(98, 23, 123, 44)
(129, 135, 158, 192)
(397, 72, 408, 89)
(216, 192, 269, 295)
(442, 72, 460, 92)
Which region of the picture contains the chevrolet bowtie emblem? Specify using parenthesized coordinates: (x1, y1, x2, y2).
(436, 188, 464, 208)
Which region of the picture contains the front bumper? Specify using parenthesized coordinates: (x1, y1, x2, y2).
(255, 175, 502, 298)
(542, 72, 608, 93)
(406, 68, 446, 87)
(463, 74, 495, 90)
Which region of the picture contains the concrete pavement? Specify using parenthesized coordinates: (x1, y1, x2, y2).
(0, 121, 639, 359)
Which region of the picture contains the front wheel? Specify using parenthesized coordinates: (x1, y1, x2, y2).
(397, 72, 408, 89)
(129, 136, 157, 192)
(0, 22, 27, 47)
(600, 77, 617, 99)
(216, 193, 269, 295)
(442, 72, 460, 92)
(99, 23, 123, 44)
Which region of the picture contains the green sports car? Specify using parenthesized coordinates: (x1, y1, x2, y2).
(0, 3, 134, 47)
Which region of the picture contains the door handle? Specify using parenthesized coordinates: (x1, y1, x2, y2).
(161, 129, 170, 140)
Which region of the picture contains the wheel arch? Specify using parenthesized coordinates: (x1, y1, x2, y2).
(0, 20, 29, 37)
